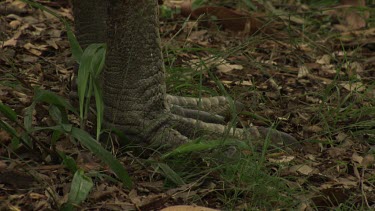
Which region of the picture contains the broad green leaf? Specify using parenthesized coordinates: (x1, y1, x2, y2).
(77, 44, 100, 119)
(60, 152, 78, 173)
(49, 105, 63, 124)
(67, 28, 83, 62)
(0, 103, 17, 122)
(91, 44, 106, 78)
(33, 89, 77, 114)
(32, 125, 67, 133)
(62, 124, 73, 133)
(32, 124, 72, 134)
(77, 43, 106, 124)
(68, 169, 93, 205)
(60, 203, 74, 211)
(93, 81, 104, 141)
(20, 132, 33, 148)
(70, 127, 132, 188)
(51, 130, 63, 145)
(10, 136, 20, 149)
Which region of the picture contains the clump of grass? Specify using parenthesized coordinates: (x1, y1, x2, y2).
(157, 139, 300, 209)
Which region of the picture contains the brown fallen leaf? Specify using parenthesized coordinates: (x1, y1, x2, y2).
(1, 23, 30, 48)
(268, 155, 295, 164)
(297, 65, 309, 79)
(0, 130, 12, 144)
(334, 0, 369, 31)
(289, 164, 315, 175)
(161, 205, 219, 211)
(326, 147, 346, 158)
(9, 20, 21, 29)
(216, 63, 243, 73)
(340, 81, 366, 92)
(2, 30, 20, 48)
(336, 177, 358, 188)
(361, 154, 374, 167)
(23, 43, 49, 56)
(351, 152, 363, 164)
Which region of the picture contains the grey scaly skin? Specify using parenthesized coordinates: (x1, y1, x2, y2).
(72, 0, 298, 149)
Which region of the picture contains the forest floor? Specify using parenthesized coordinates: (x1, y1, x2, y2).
(0, 0, 374, 210)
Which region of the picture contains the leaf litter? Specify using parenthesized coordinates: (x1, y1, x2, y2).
(0, 0, 374, 210)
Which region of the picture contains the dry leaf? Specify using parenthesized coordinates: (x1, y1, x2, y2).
(9, 20, 21, 29)
(335, 0, 368, 31)
(336, 177, 357, 188)
(304, 125, 323, 133)
(351, 152, 363, 164)
(340, 82, 365, 92)
(217, 63, 243, 73)
(316, 54, 331, 65)
(161, 205, 219, 211)
(352, 163, 360, 179)
(235, 80, 253, 86)
(0, 130, 12, 144)
(187, 30, 209, 46)
(335, 132, 349, 142)
(2, 30, 21, 47)
(289, 164, 315, 175)
(128, 189, 141, 205)
(361, 154, 374, 167)
(321, 64, 337, 76)
(0, 160, 7, 170)
(268, 155, 295, 164)
(10, 0, 28, 9)
(346, 61, 363, 78)
(297, 65, 309, 78)
(326, 148, 346, 158)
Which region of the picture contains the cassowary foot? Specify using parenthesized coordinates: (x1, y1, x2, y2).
(142, 95, 299, 150)
(93, 94, 298, 151)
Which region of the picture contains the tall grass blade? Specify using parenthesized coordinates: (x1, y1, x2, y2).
(0, 103, 17, 122)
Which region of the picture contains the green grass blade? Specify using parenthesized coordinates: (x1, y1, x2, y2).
(67, 28, 83, 62)
(157, 163, 185, 186)
(0, 120, 18, 138)
(70, 127, 132, 188)
(77, 43, 106, 120)
(78, 48, 94, 119)
(162, 139, 247, 159)
(0, 103, 17, 122)
(34, 89, 77, 114)
(93, 81, 104, 141)
(91, 44, 106, 78)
